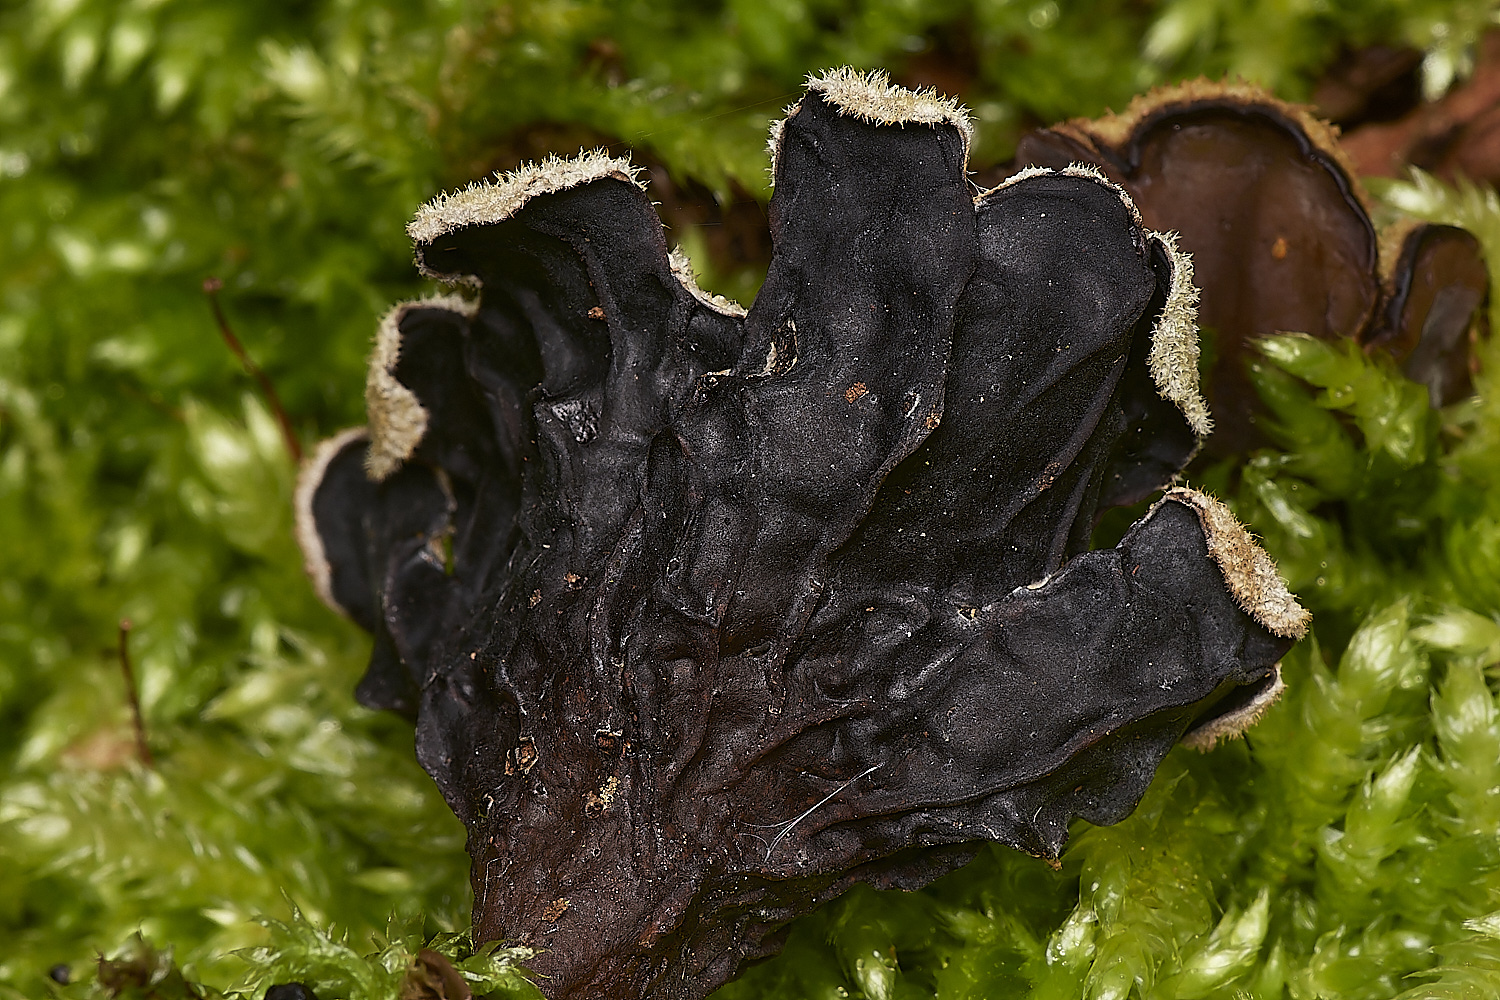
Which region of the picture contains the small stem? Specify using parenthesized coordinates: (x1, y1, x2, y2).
(117, 620, 155, 769)
(203, 277, 304, 463)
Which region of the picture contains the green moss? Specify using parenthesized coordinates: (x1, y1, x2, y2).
(5, 1, 1500, 997)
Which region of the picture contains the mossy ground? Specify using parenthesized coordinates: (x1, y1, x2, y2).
(4, 1, 1500, 997)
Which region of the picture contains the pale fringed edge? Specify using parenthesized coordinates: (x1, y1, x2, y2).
(768, 67, 973, 178)
(979, 162, 1143, 228)
(668, 247, 747, 317)
(1165, 486, 1311, 640)
(294, 426, 369, 618)
(978, 169, 1209, 440)
(765, 101, 801, 180)
(407, 149, 645, 263)
(364, 295, 478, 482)
(986, 164, 1054, 191)
(810, 67, 973, 145)
(1179, 664, 1286, 751)
(1061, 163, 1143, 227)
(1146, 231, 1213, 439)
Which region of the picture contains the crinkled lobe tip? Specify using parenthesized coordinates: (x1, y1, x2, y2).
(365, 296, 476, 481)
(407, 149, 644, 248)
(1168, 486, 1310, 638)
(294, 425, 368, 616)
(768, 67, 973, 177)
(668, 248, 747, 317)
(984, 165, 1210, 438)
(984, 162, 1143, 226)
(1148, 231, 1213, 438)
(1180, 665, 1287, 751)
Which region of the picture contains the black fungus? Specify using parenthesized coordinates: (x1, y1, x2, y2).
(297, 69, 1308, 1000)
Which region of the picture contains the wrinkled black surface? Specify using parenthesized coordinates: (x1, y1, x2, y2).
(307, 90, 1294, 1000)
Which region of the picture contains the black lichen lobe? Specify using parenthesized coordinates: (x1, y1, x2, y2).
(297, 69, 1306, 1000)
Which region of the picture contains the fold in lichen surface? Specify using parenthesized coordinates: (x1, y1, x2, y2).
(298, 70, 1305, 1000)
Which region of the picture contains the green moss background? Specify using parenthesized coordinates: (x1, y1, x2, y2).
(5, 0, 1500, 997)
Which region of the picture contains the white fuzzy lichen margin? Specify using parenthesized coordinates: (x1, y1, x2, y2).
(1166, 486, 1310, 639)
(768, 67, 973, 176)
(407, 150, 644, 250)
(364, 295, 478, 481)
(294, 426, 369, 618)
(986, 164, 1054, 192)
(979, 168, 1209, 439)
(980, 163, 1143, 228)
(1147, 231, 1213, 439)
(668, 247, 747, 317)
(1061, 163, 1143, 227)
(1179, 665, 1286, 751)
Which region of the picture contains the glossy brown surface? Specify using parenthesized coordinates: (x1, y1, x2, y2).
(1374, 224, 1489, 405)
(1018, 82, 1489, 452)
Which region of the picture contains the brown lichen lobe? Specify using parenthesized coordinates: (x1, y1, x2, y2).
(1017, 79, 1490, 448)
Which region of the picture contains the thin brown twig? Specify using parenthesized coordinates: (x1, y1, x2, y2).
(202, 277, 304, 463)
(117, 619, 155, 769)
